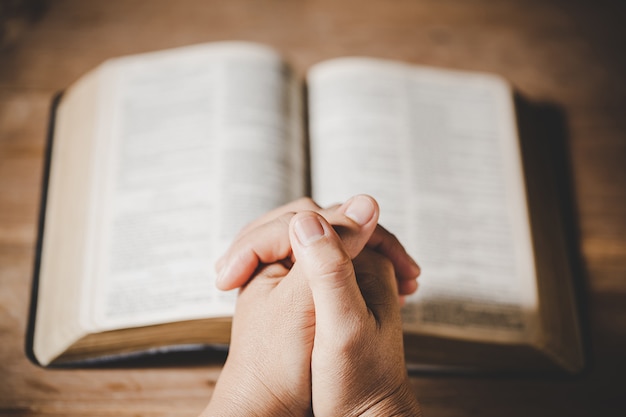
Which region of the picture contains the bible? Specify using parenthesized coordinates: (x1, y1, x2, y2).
(28, 42, 584, 373)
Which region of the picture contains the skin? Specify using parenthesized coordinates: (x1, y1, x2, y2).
(215, 195, 420, 297)
(201, 196, 422, 416)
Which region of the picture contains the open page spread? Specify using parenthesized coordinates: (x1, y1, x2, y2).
(79, 43, 304, 331)
(308, 58, 539, 344)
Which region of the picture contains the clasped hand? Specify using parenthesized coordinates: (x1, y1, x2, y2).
(200, 195, 422, 417)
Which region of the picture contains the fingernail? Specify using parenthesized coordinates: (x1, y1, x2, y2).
(294, 215, 325, 246)
(344, 195, 375, 226)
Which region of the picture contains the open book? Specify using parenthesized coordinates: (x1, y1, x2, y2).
(28, 42, 583, 373)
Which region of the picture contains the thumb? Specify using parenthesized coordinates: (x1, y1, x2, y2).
(289, 211, 368, 328)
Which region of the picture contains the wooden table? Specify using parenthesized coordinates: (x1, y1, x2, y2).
(1, 0, 625, 415)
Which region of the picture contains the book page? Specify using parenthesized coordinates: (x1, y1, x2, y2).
(34, 69, 103, 366)
(308, 58, 538, 344)
(81, 43, 304, 331)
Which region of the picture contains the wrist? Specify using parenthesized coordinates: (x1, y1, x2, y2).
(358, 381, 422, 417)
(203, 385, 301, 417)
(201, 360, 311, 417)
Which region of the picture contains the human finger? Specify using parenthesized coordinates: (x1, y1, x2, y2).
(234, 197, 321, 240)
(215, 212, 296, 290)
(289, 211, 368, 328)
(364, 224, 420, 283)
(216, 195, 380, 290)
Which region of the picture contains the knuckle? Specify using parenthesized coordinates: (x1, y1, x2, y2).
(332, 317, 370, 353)
(276, 211, 296, 226)
(316, 252, 353, 278)
(294, 196, 319, 210)
(354, 249, 394, 274)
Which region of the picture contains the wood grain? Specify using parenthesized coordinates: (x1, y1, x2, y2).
(1, 0, 625, 416)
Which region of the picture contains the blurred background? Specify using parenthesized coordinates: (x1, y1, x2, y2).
(1, 0, 625, 416)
